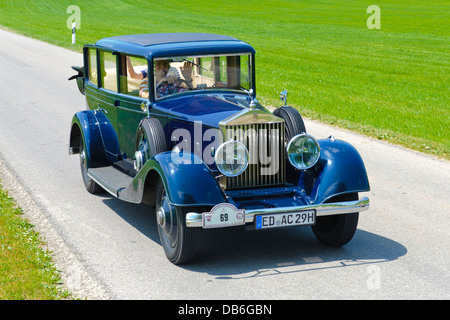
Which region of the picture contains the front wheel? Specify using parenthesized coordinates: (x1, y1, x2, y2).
(311, 193, 359, 247)
(155, 180, 197, 264)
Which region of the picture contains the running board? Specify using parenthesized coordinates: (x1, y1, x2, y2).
(87, 167, 139, 203)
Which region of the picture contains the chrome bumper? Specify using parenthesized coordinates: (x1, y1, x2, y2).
(186, 197, 370, 228)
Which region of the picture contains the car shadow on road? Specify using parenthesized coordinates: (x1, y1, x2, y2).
(186, 225, 407, 279)
(101, 196, 407, 279)
(101, 196, 161, 244)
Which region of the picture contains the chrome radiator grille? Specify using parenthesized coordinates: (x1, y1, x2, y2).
(224, 122, 286, 189)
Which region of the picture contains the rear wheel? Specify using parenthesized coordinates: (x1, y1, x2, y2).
(79, 137, 103, 194)
(155, 180, 197, 265)
(311, 193, 359, 247)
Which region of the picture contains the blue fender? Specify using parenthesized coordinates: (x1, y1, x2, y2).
(69, 110, 120, 167)
(297, 139, 370, 204)
(135, 151, 226, 207)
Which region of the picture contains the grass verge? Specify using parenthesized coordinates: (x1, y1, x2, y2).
(0, 181, 70, 299)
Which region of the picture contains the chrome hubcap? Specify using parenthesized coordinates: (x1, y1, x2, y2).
(157, 208, 166, 228)
(157, 194, 178, 246)
(134, 150, 143, 171)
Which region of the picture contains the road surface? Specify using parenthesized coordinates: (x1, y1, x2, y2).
(0, 28, 449, 299)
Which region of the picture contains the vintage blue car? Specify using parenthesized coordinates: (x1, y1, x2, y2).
(69, 33, 370, 264)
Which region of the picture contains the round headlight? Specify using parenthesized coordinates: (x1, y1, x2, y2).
(287, 134, 320, 170)
(215, 141, 249, 177)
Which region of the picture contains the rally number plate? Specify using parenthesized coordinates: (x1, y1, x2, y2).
(255, 210, 316, 230)
(202, 203, 245, 229)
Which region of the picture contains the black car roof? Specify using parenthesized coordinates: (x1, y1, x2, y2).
(92, 33, 255, 58)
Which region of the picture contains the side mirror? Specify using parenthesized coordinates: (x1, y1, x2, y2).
(280, 90, 288, 106)
(69, 66, 85, 95)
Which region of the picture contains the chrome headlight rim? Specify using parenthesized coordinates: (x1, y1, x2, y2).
(286, 133, 320, 170)
(214, 140, 249, 177)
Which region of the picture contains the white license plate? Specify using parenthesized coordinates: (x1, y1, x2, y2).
(202, 203, 245, 229)
(255, 210, 316, 229)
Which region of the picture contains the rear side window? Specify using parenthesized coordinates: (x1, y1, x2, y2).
(99, 51, 118, 92)
(120, 55, 148, 96)
(88, 48, 98, 87)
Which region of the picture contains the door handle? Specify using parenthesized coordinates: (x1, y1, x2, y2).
(95, 104, 108, 114)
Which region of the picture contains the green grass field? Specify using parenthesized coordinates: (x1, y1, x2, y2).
(0, 0, 448, 159)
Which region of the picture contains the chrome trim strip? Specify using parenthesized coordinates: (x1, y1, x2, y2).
(186, 197, 370, 228)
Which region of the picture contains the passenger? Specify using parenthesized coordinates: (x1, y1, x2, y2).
(126, 56, 147, 79)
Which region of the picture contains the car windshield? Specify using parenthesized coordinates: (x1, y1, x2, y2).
(151, 53, 252, 100)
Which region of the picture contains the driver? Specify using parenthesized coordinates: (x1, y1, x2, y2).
(139, 59, 193, 99)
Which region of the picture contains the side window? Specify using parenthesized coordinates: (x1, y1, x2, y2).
(240, 55, 250, 91)
(120, 55, 148, 96)
(99, 51, 118, 92)
(219, 56, 228, 83)
(199, 57, 214, 79)
(196, 55, 249, 90)
(195, 57, 219, 88)
(225, 56, 239, 89)
(88, 48, 98, 86)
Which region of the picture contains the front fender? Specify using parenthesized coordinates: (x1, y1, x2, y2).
(298, 139, 370, 204)
(135, 152, 226, 207)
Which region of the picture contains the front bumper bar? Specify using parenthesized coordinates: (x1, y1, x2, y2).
(186, 197, 370, 228)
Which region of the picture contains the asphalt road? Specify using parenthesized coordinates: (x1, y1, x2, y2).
(0, 28, 449, 300)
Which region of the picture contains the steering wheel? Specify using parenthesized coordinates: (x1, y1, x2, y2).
(156, 80, 168, 90)
(156, 78, 190, 95)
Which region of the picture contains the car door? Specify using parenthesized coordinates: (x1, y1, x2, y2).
(85, 47, 121, 162)
(115, 54, 148, 160)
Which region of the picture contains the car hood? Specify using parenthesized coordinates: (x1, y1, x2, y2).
(155, 94, 255, 128)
